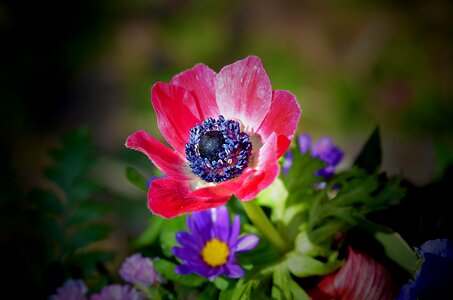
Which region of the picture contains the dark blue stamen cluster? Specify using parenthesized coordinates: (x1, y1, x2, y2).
(185, 115, 252, 183)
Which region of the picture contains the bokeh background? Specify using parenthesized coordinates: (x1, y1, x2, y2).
(1, 0, 453, 297)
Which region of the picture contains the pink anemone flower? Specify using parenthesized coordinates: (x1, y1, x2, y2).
(310, 247, 398, 300)
(126, 56, 300, 218)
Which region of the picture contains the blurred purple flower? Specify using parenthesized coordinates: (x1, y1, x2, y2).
(172, 205, 259, 281)
(283, 134, 343, 180)
(119, 253, 163, 286)
(397, 239, 453, 300)
(48, 279, 87, 300)
(90, 284, 143, 300)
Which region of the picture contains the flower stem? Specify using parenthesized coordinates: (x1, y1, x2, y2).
(241, 200, 290, 254)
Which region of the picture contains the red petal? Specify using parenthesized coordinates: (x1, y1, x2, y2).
(125, 130, 189, 180)
(311, 247, 398, 300)
(257, 90, 301, 158)
(191, 168, 256, 198)
(235, 133, 280, 200)
(148, 177, 230, 218)
(216, 56, 272, 132)
(170, 63, 219, 120)
(151, 82, 201, 154)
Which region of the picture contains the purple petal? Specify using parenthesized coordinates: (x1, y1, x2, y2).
(172, 247, 201, 262)
(175, 231, 203, 251)
(175, 264, 193, 275)
(192, 209, 214, 242)
(213, 206, 230, 242)
(282, 151, 293, 175)
(236, 234, 259, 252)
(228, 216, 241, 246)
(298, 134, 311, 154)
(225, 263, 245, 278)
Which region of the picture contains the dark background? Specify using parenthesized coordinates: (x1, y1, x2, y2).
(1, 0, 453, 297)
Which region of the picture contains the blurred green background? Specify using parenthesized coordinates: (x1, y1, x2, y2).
(1, 0, 453, 296)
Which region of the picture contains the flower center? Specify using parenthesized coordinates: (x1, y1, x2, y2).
(200, 238, 230, 267)
(185, 115, 252, 183)
(198, 131, 225, 161)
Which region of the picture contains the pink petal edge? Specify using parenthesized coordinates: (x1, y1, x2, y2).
(148, 177, 230, 219)
(257, 90, 301, 158)
(125, 130, 189, 180)
(235, 132, 280, 201)
(151, 82, 201, 155)
(170, 63, 220, 121)
(216, 56, 273, 133)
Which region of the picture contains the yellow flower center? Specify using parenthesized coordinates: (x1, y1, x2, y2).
(200, 238, 230, 267)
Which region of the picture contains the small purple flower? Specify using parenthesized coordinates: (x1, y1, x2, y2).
(284, 134, 343, 179)
(90, 284, 143, 300)
(397, 239, 453, 300)
(48, 279, 87, 300)
(172, 205, 259, 281)
(119, 253, 162, 286)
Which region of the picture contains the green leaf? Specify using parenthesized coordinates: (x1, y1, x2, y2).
(153, 259, 207, 287)
(159, 216, 186, 257)
(125, 166, 148, 192)
(272, 262, 292, 300)
(256, 177, 288, 221)
(353, 126, 381, 173)
(287, 251, 343, 277)
(288, 279, 310, 300)
(214, 276, 230, 290)
(353, 218, 417, 274)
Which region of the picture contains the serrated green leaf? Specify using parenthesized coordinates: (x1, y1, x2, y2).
(354, 126, 381, 173)
(153, 259, 207, 287)
(125, 166, 148, 192)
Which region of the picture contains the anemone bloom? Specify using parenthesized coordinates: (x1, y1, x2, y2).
(126, 56, 300, 218)
(172, 205, 259, 281)
(310, 247, 397, 300)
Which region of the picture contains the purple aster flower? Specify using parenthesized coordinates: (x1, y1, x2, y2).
(48, 279, 87, 300)
(397, 239, 453, 300)
(90, 284, 143, 300)
(284, 134, 343, 180)
(119, 253, 163, 286)
(172, 205, 259, 281)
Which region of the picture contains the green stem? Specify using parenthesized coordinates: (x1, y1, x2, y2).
(241, 200, 290, 254)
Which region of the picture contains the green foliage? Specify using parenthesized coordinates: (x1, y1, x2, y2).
(20, 128, 113, 296)
(125, 166, 148, 192)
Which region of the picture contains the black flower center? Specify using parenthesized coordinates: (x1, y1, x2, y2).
(185, 115, 252, 183)
(198, 131, 225, 161)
